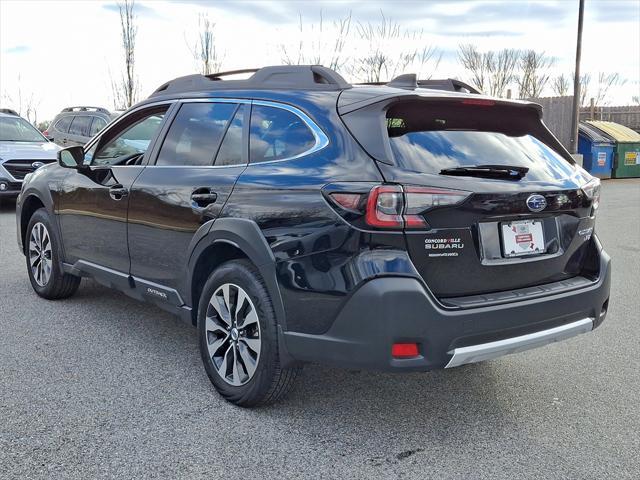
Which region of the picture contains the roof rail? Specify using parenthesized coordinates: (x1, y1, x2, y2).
(62, 106, 110, 114)
(0, 108, 19, 116)
(150, 65, 352, 97)
(355, 76, 481, 94)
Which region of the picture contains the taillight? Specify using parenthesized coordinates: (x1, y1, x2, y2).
(327, 184, 470, 230)
(581, 177, 601, 212)
(330, 192, 364, 212)
(365, 185, 404, 228)
(365, 185, 470, 229)
(43, 130, 49, 136)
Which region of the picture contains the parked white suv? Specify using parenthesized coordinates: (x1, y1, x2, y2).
(0, 111, 60, 201)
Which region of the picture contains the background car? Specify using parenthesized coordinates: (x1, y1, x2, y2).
(46, 106, 120, 146)
(0, 110, 60, 201)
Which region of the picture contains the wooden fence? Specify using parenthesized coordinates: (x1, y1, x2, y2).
(525, 97, 640, 150)
(579, 105, 640, 132)
(527, 96, 574, 149)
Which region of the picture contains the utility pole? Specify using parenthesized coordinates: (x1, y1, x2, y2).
(570, 0, 585, 154)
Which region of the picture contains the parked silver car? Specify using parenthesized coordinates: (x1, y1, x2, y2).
(0, 111, 60, 200)
(46, 106, 120, 146)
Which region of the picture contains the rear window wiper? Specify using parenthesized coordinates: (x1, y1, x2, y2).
(440, 165, 528, 180)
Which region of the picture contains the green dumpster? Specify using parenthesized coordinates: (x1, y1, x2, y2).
(586, 121, 640, 178)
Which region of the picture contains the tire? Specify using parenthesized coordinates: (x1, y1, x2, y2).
(25, 208, 80, 299)
(198, 259, 300, 407)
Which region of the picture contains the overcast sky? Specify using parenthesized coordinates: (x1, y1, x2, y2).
(1, 0, 639, 122)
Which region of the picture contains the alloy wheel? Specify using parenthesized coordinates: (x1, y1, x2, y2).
(205, 283, 262, 386)
(29, 222, 52, 287)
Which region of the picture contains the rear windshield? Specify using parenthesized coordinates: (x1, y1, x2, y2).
(386, 102, 575, 182)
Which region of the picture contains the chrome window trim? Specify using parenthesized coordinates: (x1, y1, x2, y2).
(144, 98, 329, 169)
(85, 97, 329, 170)
(249, 100, 329, 164)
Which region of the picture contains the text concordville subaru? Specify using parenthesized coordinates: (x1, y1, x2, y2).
(16, 66, 611, 406)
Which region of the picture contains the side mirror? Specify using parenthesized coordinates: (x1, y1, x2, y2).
(57, 146, 85, 169)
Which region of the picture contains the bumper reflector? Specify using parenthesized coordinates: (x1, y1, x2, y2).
(392, 343, 419, 358)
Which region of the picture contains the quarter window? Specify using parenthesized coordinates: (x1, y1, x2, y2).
(156, 102, 237, 167)
(249, 105, 315, 163)
(89, 117, 107, 136)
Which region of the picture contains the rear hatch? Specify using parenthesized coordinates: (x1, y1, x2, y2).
(340, 94, 600, 300)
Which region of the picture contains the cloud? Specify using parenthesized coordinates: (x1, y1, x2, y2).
(173, 1, 572, 35)
(4, 45, 30, 54)
(439, 30, 523, 38)
(102, 1, 162, 19)
(590, 0, 640, 22)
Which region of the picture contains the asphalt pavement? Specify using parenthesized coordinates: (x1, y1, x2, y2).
(1, 179, 639, 479)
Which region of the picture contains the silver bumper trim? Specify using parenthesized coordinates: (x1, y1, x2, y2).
(445, 317, 594, 368)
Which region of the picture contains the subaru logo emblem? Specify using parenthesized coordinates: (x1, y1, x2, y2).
(32, 161, 45, 169)
(526, 194, 547, 212)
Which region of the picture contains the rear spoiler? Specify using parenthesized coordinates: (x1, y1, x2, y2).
(339, 95, 572, 165)
(338, 91, 543, 117)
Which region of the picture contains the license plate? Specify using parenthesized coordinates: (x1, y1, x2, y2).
(501, 220, 545, 257)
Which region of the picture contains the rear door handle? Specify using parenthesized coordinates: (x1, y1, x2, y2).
(191, 188, 217, 207)
(109, 184, 129, 201)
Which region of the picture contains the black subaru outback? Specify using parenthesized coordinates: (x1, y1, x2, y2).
(16, 66, 610, 406)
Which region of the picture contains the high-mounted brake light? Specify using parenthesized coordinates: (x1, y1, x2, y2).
(461, 99, 495, 106)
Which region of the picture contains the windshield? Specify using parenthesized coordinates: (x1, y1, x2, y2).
(0, 116, 46, 142)
(386, 102, 575, 183)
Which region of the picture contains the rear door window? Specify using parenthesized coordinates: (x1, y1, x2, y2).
(214, 105, 246, 166)
(68, 116, 92, 136)
(386, 102, 575, 182)
(156, 102, 237, 167)
(54, 116, 72, 133)
(249, 105, 315, 163)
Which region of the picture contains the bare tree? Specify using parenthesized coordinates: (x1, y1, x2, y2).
(593, 72, 626, 105)
(517, 50, 554, 98)
(579, 73, 591, 106)
(458, 44, 519, 97)
(352, 12, 441, 83)
(189, 13, 222, 75)
(112, 0, 138, 109)
(551, 74, 570, 96)
(1, 75, 41, 125)
(280, 11, 352, 72)
(458, 44, 487, 93)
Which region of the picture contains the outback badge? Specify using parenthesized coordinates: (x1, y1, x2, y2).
(526, 194, 547, 212)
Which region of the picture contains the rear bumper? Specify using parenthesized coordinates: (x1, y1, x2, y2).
(282, 248, 611, 371)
